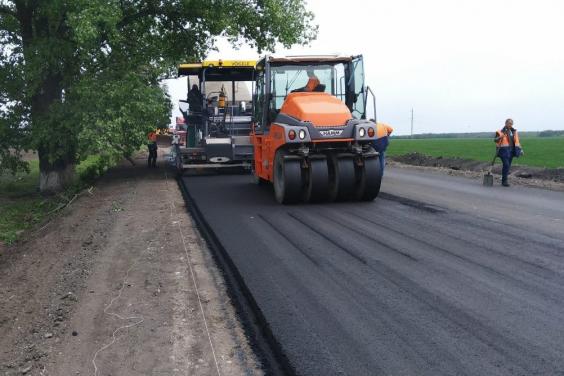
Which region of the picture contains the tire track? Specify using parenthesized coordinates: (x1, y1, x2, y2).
(284, 209, 561, 373)
(286, 212, 368, 265)
(256, 213, 321, 267)
(344, 208, 564, 307)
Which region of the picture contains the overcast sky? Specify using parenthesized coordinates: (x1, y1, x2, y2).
(163, 0, 564, 135)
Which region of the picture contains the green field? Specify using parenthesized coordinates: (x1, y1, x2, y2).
(387, 137, 564, 169)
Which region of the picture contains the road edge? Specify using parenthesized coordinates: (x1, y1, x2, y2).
(176, 174, 296, 376)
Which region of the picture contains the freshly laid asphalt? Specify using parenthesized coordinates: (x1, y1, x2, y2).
(181, 167, 564, 376)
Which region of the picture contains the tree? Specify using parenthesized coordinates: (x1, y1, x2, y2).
(0, 0, 317, 192)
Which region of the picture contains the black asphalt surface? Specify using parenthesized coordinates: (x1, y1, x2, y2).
(181, 167, 564, 376)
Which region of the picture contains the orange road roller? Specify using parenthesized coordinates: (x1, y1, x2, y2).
(250, 55, 384, 204)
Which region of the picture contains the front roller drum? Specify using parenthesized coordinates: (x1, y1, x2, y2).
(273, 150, 303, 204)
(355, 156, 383, 201)
(303, 157, 330, 203)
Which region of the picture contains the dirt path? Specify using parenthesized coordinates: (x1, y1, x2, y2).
(0, 150, 261, 375)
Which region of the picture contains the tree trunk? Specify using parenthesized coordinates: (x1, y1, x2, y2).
(16, 2, 76, 193)
(39, 163, 76, 194)
(33, 76, 74, 193)
(38, 149, 76, 194)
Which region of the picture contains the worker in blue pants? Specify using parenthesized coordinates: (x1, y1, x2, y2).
(494, 118, 523, 187)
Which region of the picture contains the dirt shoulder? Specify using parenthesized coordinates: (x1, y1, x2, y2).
(390, 152, 564, 191)
(0, 148, 261, 375)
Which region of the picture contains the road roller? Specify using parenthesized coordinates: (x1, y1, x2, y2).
(250, 55, 383, 204)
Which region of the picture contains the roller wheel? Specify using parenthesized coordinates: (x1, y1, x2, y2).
(355, 157, 382, 201)
(303, 157, 330, 203)
(273, 150, 302, 204)
(328, 156, 357, 201)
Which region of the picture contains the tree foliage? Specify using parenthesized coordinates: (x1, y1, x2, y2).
(0, 0, 316, 191)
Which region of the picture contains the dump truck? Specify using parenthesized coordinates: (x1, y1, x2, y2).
(250, 55, 382, 204)
(175, 60, 256, 171)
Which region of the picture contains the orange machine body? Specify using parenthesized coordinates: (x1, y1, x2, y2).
(252, 124, 287, 182)
(280, 92, 352, 127)
(252, 93, 356, 182)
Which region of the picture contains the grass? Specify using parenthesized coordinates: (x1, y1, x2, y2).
(387, 136, 564, 169)
(0, 160, 41, 198)
(0, 155, 115, 246)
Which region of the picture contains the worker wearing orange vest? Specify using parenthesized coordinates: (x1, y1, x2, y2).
(494, 118, 523, 187)
(147, 130, 158, 167)
(304, 76, 321, 92)
(293, 74, 322, 92)
(373, 122, 394, 174)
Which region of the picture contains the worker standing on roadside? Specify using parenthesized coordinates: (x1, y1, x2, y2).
(494, 118, 523, 187)
(372, 122, 393, 175)
(147, 130, 158, 168)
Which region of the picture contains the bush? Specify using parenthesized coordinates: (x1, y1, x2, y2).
(76, 154, 118, 184)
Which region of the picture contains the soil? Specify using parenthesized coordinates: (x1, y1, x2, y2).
(0, 144, 262, 375)
(390, 152, 564, 191)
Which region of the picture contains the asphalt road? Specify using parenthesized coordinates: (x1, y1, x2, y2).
(182, 167, 564, 376)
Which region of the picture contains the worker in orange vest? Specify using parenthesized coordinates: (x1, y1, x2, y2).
(373, 122, 394, 175)
(304, 76, 321, 92)
(494, 118, 523, 187)
(147, 130, 158, 167)
(293, 73, 322, 92)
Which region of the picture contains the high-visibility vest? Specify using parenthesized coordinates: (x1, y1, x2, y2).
(495, 128, 521, 148)
(305, 77, 320, 92)
(373, 123, 393, 152)
(495, 127, 523, 157)
(376, 123, 393, 138)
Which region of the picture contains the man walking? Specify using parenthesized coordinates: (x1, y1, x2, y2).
(147, 130, 158, 167)
(494, 118, 523, 187)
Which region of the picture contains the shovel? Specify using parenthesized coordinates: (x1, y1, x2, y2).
(483, 154, 497, 186)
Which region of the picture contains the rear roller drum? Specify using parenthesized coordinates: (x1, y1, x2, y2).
(273, 150, 303, 204)
(328, 156, 356, 201)
(303, 157, 330, 203)
(355, 157, 382, 201)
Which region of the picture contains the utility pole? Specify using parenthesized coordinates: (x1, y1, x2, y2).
(410, 108, 414, 138)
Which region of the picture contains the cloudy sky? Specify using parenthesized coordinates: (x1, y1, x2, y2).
(163, 0, 564, 135)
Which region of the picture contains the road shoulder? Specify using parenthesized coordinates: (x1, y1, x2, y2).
(0, 153, 261, 375)
(387, 159, 564, 192)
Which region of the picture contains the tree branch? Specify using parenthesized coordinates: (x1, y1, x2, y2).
(117, 1, 160, 28)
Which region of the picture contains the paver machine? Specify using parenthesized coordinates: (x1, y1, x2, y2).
(176, 60, 256, 172)
(250, 55, 382, 204)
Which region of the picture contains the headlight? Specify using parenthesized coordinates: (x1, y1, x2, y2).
(359, 127, 366, 137)
(368, 127, 375, 137)
(288, 130, 296, 140)
(298, 129, 306, 140)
